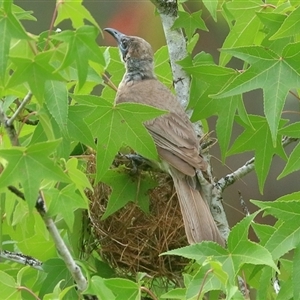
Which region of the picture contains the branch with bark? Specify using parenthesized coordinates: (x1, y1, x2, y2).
(216, 136, 298, 191)
(0, 250, 43, 271)
(150, 0, 299, 243)
(150, 0, 230, 240)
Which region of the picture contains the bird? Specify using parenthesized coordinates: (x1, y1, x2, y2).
(104, 28, 224, 246)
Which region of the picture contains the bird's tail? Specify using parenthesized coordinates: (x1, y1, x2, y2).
(170, 170, 224, 246)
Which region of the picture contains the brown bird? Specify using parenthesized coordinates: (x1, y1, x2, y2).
(105, 28, 224, 246)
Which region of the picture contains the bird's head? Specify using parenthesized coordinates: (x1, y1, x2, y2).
(104, 28, 153, 63)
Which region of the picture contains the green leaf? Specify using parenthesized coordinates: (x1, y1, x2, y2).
(251, 223, 276, 246)
(16, 216, 57, 261)
(227, 213, 278, 270)
(187, 261, 227, 298)
(47, 184, 88, 231)
(203, 0, 218, 22)
(40, 258, 73, 298)
(84, 276, 115, 300)
(252, 200, 300, 260)
(101, 168, 155, 219)
(183, 63, 237, 115)
(0, 270, 20, 299)
(43, 282, 75, 300)
(165, 212, 278, 295)
(72, 94, 166, 181)
(0, 140, 70, 209)
(215, 96, 240, 160)
(253, 200, 300, 224)
(276, 191, 300, 202)
(37, 108, 56, 141)
(215, 44, 300, 145)
(66, 157, 92, 193)
(256, 11, 291, 56)
(187, 33, 200, 54)
(185, 64, 238, 119)
(220, 0, 264, 66)
(0, 0, 30, 84)
(172, 10, 208, 40)
(44, 80, 68, 135)
(7, 52, 65, 103)
(279, 121, 300, 138)
(256, 11, 287, 38)
(101, 47, 125, 102)
(270, 6, 300, 40)
(256, 267, 274, 299)
(183, 62, 238, 158)
(67, 105, 95, 149)
(55, 0, 99, 29)
(227, 116, 286, 192)
(293, 246, 300, 299)
(160, 288, 186, 299)
(12, 4, 36, 21)
(52, 26, 104, 89)
(154, 46, 173, 87)
(279, 142, 300, 178)
(104, 278, 140, 300)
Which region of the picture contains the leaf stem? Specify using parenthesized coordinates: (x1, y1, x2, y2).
(140, 286, 158, 300)
(44, 0, 62, 51)
(17, 286, 41, 300)
(196, 269, 213, 300)
(102, 73, 118, 91)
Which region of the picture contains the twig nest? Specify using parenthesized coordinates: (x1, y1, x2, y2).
(85, 155, 189, 279)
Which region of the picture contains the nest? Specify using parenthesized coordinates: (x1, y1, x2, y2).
(85, 155, 189, 280)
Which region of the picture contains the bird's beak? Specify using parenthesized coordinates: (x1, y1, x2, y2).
(104, 28, 127, 45)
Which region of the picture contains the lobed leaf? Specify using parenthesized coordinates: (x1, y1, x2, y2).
(0, 140, 70, 209)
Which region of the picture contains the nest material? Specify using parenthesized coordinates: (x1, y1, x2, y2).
(86, 156, 189, 279)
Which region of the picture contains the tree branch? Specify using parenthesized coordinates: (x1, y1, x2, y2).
(150, 0, 190, 109)
(38, 192, 87, 292)
(150, 0, 230, 241)
(2, 101, 88, 292)
(0, 250, 43, 271)
(7, 186, 88, 292)
(216, 137, 298, 191)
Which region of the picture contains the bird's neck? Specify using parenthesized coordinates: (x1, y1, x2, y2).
(123, 57, 156, 82)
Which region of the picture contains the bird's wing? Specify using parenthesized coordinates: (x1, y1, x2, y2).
(145, 113, 207, 176)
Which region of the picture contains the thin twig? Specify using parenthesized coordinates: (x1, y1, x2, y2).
(273, 261, 281, 294)
(7, 186, 88, 292)
(239, 191, 250, 216)
(0, 250, 43, 271)
(217, 136, 298, 191)
(44, 1, 62, 51)
(7, 91, 33, 127)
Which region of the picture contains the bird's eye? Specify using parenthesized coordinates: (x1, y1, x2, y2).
(120, 39, 128, 52)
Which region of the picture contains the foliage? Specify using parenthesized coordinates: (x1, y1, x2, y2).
(0, 0, 300, 299)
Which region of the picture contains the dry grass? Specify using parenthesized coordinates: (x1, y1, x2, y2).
(85, 155, 189, 280)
